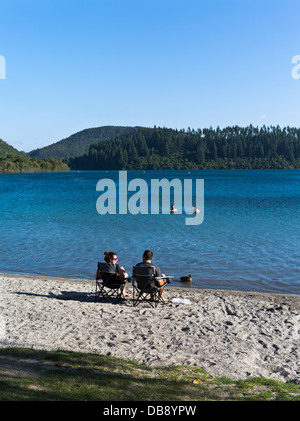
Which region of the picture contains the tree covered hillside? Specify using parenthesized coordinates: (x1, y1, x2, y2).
(0, 138, 25, 158)
(29, 126, 138, 160)
(0, 138, 69, 173)
(68, 125, 300, 170)
(0, 156, 70, 173)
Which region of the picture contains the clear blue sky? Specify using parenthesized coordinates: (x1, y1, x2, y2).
(0, 0, 299, 152)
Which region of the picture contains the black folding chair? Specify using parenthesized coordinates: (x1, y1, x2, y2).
(95, 262, 127, 304)
(132, 265, 171, 308)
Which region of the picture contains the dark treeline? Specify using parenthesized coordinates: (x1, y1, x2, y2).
(68, 125, 300, 170)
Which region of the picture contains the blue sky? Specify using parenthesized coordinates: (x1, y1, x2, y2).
(0, 0, 299, 152)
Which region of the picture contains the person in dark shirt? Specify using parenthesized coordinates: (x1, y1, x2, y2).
(135, 249, 169, 302)
(96, 251, 131, 298)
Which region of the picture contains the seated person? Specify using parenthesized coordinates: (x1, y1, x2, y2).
(135, 249, 169, 302)
(170, 204, 177, 213)
(96, 251, 131, 298)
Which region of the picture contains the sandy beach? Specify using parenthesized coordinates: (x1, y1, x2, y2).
(0, 273, 299, 383)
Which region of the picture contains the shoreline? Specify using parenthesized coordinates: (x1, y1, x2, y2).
(0, 272, 299, 383)
(1, 271, 299, 301)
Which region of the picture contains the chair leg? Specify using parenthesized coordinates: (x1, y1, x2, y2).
(132, 291, 158, 308)
(95, 283, 102, 302)
(154, 290, 159, 308)
(133, 291, 142, 307)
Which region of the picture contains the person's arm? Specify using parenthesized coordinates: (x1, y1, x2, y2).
(155, 265, 161, 277)
(115, 263, 127, 278)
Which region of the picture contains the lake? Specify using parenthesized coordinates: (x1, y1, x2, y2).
(0, 169, 299, 294)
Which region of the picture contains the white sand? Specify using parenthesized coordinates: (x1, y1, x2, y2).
(0, 273, 299, 383)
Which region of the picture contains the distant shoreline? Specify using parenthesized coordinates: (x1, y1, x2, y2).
(1, 167, 300, 174)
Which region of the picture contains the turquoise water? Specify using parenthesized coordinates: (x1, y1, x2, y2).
(0, 170, 299, 294)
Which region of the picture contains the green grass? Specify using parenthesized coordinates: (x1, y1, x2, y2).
(0, 347, 299, 401)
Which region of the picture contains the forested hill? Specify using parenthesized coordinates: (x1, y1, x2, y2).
(0, 138, 25, 158)
(68, 125, 300, 170)
(29, 126, 138, 160)
(0, 138, 69, 173)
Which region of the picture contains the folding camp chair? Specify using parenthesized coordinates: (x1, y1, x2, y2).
(95, 262, 127, 304)
(132, 265, 172, 308)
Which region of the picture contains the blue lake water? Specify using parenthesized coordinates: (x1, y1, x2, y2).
(0, 170, 299, 294)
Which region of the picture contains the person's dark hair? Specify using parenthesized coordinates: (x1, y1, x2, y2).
(104, 251, 117, 263)
(143, 250, 153, 260)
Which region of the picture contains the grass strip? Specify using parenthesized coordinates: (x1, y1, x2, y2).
(0, 347, 299, 401)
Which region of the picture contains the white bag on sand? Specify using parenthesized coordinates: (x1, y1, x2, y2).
(171, 298, 191, 305)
